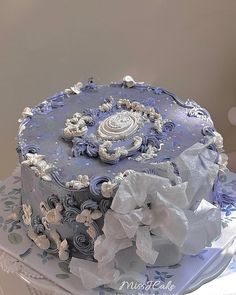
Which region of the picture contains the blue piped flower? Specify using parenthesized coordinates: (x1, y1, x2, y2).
(154, 271, 173, 282)
(221, 204, 236, 216)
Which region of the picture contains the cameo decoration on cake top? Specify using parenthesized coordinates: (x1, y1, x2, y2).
(62, 78, 176, 165)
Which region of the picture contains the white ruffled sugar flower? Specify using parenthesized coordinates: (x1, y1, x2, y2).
(213, 131, 224, 152)
(50, 230, 69, 261)
(86, 226, 97, 240)
(22, 153, 54, 181)
(27, 228, 50, 250)
(65, 81, 83, 95)
(66, 175, 90, 190)
(69, 141, 223, 290)
(22, 153, 45, 166)
(94, 141, 222, 266)
(76, 209, 102, 226)
(18, 107, 33, 123)
(123, 75, 136, 88)
(76, 209, 102, 239)
(40, 202, 63, 230)
(22, 204, 32, 226)
(101, 181, 117, 198)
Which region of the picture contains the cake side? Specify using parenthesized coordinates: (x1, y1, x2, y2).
(15, 76, 228, 289)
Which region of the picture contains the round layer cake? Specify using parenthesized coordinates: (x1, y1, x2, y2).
(17, 76, 219, 262)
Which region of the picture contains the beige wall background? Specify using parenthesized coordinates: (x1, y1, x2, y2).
(0, 0, 236, 179)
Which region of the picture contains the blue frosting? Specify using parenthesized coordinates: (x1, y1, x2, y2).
(47, 194, 60, 209)
(31, 215, 45, 234)
(72, 138, 99, 158)
(99, 198, 112, 214)
(80, 200, 98, 210)
(140, 135, 161, 153)
(89, 176, 111, 201)
(73, 222, 100, 256)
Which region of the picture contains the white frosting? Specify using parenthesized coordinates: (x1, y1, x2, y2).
(40, 202, 63, 230)
(136, 144, 162, 162)
(27, 228, 50, 250)
(18, 107, 33, 123)
(22, 204, 32, 226)
(65, 81, 83, 95)
(18, 124, 26, 135)
(99, 96, 114, 112)
(76, 209, 102, 227)
(86, 226, 97, 240)
(101, 181, 117, 198)
(128, 136, 142, 152)
(98, 141, 128, 162)
(22, 153, 53, 182)
(64, 113, 93, 139)
(101, 170, 136, 198)
(98, 111, 142, 141)
(76, 209, 102, 239)
(153, 119, 163, 133)
(50, 230, 69, 261)
(122, 75, 136, 88)
(213, 131, 224, 153)
(116, 98, 163, 135)
(66, 175, 90, 190)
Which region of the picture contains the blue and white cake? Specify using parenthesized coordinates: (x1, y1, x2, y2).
(16, 76, 228, 289)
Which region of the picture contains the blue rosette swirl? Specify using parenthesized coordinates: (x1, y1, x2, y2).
(63, 194, 80, 222)
(200, 136, 217, 152)
(86, 141, 99, 158)
(83, 108, 99, 126)
(99, 198, 112, 214)
(162, 121, 175, 132)
(72, 138, 87, 157)
(31, 215, 45, 234)
(63, 207, 80, 223)
(72, 138, 99, 158)
(89, 176, 111, 201)
(140, 135, 161, 153)
(47, 194, 60, 209)
(63, 194, 78, 208)
(73, 222, 100, 256)
(202, 126, 216, 136)
(80, 200, 98, 211)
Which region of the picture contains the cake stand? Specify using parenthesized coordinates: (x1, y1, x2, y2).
(0, 238, 235, 295)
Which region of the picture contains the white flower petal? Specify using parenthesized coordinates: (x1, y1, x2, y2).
(135, 226, 159, 264)
(112, 172, 170, 214)
(91, 210, 102, 220)
(102, 210, 127, 239)
(69, 258, 120, 290)
(180, 199, 221, 255)
(113, 209, 143, 238)
(151, 192, 188, 247)
(94, 235, 132, 265)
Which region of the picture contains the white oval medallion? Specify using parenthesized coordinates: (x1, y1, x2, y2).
(97, 111, 141, 140)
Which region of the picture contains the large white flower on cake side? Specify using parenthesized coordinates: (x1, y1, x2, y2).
(94, 140, 222, 265)
(69, 140, 222, 289)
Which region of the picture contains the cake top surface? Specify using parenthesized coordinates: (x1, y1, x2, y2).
(17, 76, 214, 186)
